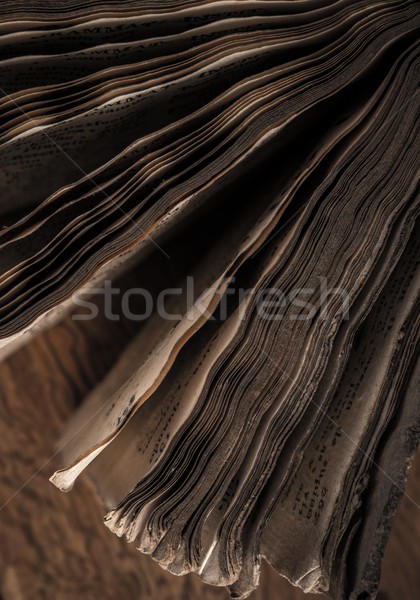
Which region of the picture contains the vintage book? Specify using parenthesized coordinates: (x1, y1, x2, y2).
(0, 1, 418, 599)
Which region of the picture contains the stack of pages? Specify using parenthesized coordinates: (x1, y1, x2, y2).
(0, 1, 418, 598)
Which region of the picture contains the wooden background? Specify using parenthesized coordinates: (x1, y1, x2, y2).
(0, 295, 419, 600)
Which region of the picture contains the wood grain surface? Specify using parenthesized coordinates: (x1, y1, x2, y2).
(0, 302, 418, 600)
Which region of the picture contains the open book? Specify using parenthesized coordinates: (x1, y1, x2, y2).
(0, 1, 418, 598)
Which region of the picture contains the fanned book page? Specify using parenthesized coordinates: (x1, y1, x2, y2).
(0, 1, 419, 599)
